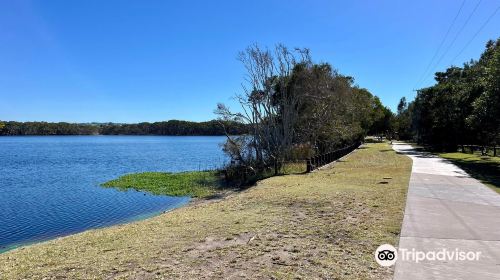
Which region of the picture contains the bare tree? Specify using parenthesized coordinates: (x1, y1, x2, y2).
(216, 44, 310, 175)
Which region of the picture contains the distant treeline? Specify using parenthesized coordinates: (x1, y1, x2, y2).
(0, 120, 248, 136)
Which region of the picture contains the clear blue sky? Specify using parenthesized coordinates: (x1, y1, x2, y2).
(1, 0, 499, 123)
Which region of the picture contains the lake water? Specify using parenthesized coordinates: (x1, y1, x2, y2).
(0, 136, 226, 252)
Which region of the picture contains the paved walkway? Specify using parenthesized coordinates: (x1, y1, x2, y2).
(392, 143, 500, 280)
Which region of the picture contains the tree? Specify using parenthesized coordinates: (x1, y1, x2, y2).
(216, 44, 310, 175)
(368, 97, 394, 137)
(216, 44, 385, 178)
(399, 38, 500, 150)
(467, 39, 500, 146)
(394, 97, 413, 140)
(397, 97, 407, 115)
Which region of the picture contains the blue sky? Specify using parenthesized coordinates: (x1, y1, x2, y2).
(1, 0, 499, 123)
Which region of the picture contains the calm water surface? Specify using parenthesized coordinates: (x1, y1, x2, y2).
(0, 136, 226, 252)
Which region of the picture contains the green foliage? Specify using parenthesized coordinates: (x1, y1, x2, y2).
(101, 171, 223, 198)
(291, 64, 375, 151)
(368, 96, 394, 136)
(217, 44, 391, 182)
(467, 40, 500, 144)
(290, 66, 391, 150)
(0, 121, 99, 135)
(400, 38, 500, 150)
(99, 120, 247, 135)
(0, 120, 248, 136)
(393, 97, 413, 140)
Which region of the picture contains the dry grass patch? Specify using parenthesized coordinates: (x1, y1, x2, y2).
(0, 142, 411, 279)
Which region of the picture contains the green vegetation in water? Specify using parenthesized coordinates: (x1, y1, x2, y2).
(439, 152, 500, 194)
(103, 162, 307, 199)
(102, 171, 223, 198)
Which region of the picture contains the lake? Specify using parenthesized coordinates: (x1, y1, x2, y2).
(0, 136, 226, 252)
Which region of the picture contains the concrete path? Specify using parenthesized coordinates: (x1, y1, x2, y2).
(392, 143, 500, 280)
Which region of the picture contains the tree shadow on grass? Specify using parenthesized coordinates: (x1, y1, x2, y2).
(364, 138, 385, 144)
(394, 150, 437, 158)
(444, 157, 500, 193)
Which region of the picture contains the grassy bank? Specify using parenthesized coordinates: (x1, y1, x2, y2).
(439, 152, 500, 193)
(0, 142, 412, 279)
(102, 171, 222, 198)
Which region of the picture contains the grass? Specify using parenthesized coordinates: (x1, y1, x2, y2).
(438, 152, 500, 194)
(280, 161, 307, 174)
(102, 171, 223, 198)
(0, 142, 412, 279)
